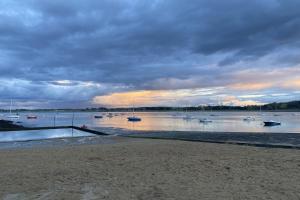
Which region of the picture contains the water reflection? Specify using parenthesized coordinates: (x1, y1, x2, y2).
(0, 128, 94, 142)
(1, 111, 300, 133)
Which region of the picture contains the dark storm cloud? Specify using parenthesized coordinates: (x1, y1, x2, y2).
(0, 0, 300, 107)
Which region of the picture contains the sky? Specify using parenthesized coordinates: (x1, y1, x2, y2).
(0, 0, 300, 108)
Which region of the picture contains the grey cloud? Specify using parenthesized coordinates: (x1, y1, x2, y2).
(0, 0, 300, 107)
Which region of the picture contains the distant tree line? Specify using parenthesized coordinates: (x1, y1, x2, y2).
(83, 101, 300, 111)
(1, 100, 300, 112)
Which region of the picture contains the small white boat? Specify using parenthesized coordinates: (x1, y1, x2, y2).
(264, 120, 281, 126)
(107, 113, 114, 118)
(7, 114, 20, 119)
(243, 116, 255, 121)
(6, 100, 20, 119)
(172, 113, 178, 117)
(182, 108, 192, 120)
(183, 115, 192, 120)
(199, 118, 212, 123)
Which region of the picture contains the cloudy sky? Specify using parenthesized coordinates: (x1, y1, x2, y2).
(0, 0, 300, 108)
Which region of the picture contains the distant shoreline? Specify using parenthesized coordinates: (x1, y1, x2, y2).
(0, 109, 299, 113)
(0, 100, 299, 112)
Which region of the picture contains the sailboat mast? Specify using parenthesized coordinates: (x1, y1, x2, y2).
(10, 99, 12, 114)
(259, 105, 262, 115)
(259, 105, 261, 112)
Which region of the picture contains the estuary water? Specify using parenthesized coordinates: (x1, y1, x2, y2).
(1, 111, 300, 133)
(0, 128, 93, 142)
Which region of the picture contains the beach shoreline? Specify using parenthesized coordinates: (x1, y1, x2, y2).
(0, 138, 299, 200)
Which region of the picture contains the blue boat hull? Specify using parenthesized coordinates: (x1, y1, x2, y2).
(264, 121, 281, 126)
(128, 117, 141, 122)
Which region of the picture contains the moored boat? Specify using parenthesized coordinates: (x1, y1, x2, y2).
(243, 116, 255, 121)
(94, 115, 103, 119)
(264, 120, 281, 126)
(127, 116, 142, 122)
(183, 115, 192, 120)
(7, 114, 20, 119)
(27, 115, 37, 119)
(127, 107, 141, 122)
(80, 124, 88, 129)
(199, 118, 212, 123)
(6, 99, 20, 119)
(107, 113, 114, 118)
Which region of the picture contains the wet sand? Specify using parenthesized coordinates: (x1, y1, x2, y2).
(0, 138, 299, 200)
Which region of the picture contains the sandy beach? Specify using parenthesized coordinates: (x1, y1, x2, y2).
(0, 137, 299, 200)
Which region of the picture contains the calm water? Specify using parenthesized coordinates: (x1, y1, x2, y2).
(1, 111, 300, 133)
(0, 128, 94, 142)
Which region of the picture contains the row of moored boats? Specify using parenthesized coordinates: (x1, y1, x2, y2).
(94, 112, 141, 122)
(6, 112, 141, 122)
(7, 113, 37, 119)
(185, 115, 281, 126)
(5, 112, 282, 126)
